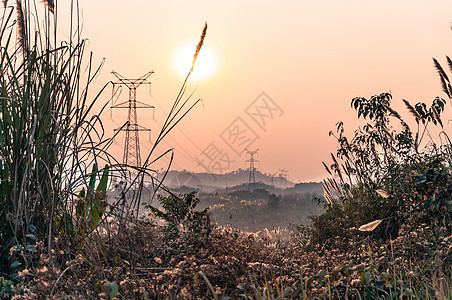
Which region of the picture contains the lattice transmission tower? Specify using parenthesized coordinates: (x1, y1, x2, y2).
(246, 149, 259, 191)
(269, 172, 277, 188)
(111, 71, 154, 168)
(278, 168, 288, 189)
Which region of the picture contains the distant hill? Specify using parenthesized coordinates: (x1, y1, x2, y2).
(213, 181, 322, 196)
(157, 169, 297, 192)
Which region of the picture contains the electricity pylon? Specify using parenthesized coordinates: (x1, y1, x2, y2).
(269, 172, 277, 188)
(111, 71, 154, 168)
(278, 168, 288, 189)
(246, 149, 259, 191)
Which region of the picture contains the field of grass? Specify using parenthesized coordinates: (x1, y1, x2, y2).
(3, 206, 450, 298)
(1, 1, 452, 299)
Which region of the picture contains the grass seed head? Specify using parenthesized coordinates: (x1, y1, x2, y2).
(41, 0, 54, 13)
(15, 0, 27, 53)
(191, 22, 208, 72)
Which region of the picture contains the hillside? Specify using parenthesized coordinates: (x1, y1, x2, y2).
(156, 169, 296, 191)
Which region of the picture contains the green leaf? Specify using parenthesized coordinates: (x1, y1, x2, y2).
(89, 164, 98, 191)
(28, 224, 36, 233)
(63, 212, 75, 235)
(360, 271, 371, 285)
(25, 245, 35, 252)
(25, 234, 35, 241)
(89, 193, 106, 230)
(12, 219, 23, 226)
(105, 281, 118, 299)
(331, 263, 346, 278)
(0, 277, 12, 293)
(96, 165, 110, 193)
(10, 261, 21, 268)
(10, 273, 19, 281)
(415, 174, 427, 185)
(89, 208, 101, 230)
(76, 191, 86, 218)
(382, 272, 392, 284)
(306, 275, 316, 287)
(95, 282, 103, 289)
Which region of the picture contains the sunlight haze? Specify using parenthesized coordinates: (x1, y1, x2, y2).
(69, 0, 452, 182)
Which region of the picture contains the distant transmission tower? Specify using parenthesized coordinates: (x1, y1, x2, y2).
(278, 168, 288, 189)
(111, 71, 154, 168)
(246, 149, 259, 191)
(269, 172, 277, 188)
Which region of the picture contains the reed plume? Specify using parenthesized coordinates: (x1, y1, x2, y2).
(41, 0, 54, 13)
(433, 58, 449, 82)
(322, 161, 332, 175)
(447, 56, 452, 73)
(385, 104, 411, 131)
(191, 21, 207, 72)
(402, 99, 420, 123)
(15, 0, 27, 53)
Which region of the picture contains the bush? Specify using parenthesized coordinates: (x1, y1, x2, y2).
(267, 193, 281, 207)
(146, 192, 210, 239)
(314, 92, 452, 246)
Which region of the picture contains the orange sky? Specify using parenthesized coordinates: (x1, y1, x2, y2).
(62, 1, 452, 183)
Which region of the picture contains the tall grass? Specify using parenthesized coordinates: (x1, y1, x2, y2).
(0, 0, 116, 275)
(0, 0, 207, 281)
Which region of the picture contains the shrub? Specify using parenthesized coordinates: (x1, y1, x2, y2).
(146, 192, 210, 239)
(267, 193, 281, 207)
(314, 91, 452, 246)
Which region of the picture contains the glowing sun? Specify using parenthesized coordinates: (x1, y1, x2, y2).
(172, 43, 218, 80)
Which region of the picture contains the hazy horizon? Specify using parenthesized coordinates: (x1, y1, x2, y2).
(62, 1, 452, 183)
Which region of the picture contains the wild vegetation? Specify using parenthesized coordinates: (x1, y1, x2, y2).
(0, 0, 115, 280)
(1, 0, 452, 299)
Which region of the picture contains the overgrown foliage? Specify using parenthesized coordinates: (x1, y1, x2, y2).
(316, 80, 452, 247)
(145, 192, 210, 237)
(0, 0, 116, 277)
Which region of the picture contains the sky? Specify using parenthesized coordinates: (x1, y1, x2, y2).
(57, 1, 452, 183)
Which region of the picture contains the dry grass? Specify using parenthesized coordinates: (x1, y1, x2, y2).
(3, 216, 449, 299)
